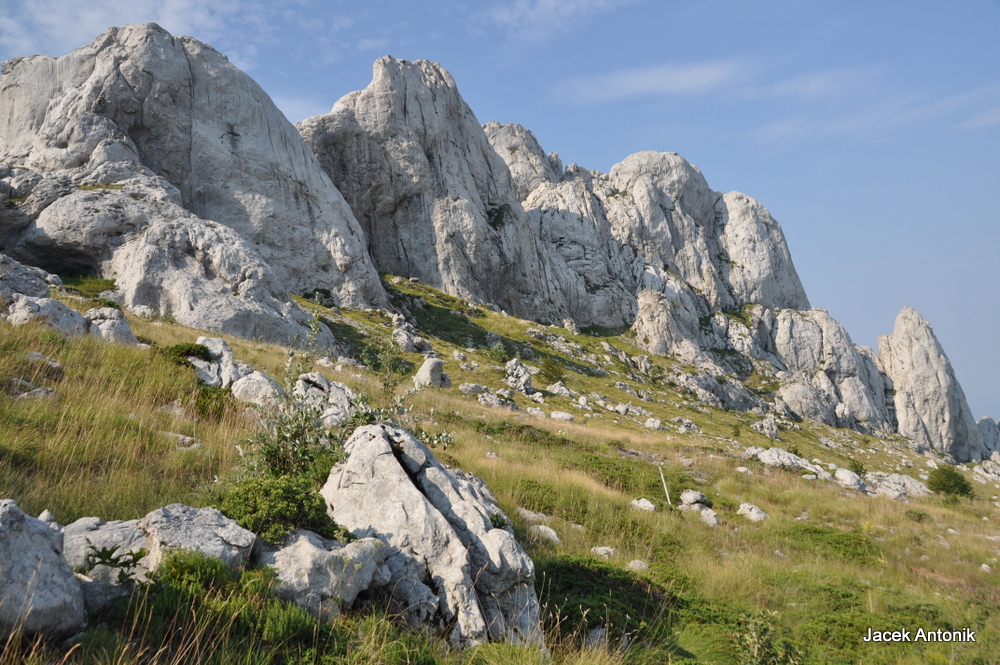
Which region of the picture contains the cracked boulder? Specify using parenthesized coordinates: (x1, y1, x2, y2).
(321, 424, 544, 648)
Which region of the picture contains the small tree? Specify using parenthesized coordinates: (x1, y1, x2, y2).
(927, 465, 974, 498)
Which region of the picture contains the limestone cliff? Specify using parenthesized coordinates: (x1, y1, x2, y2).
(0, 23, 384, 342)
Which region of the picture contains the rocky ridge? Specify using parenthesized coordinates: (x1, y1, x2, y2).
(0, 26, 991, 461)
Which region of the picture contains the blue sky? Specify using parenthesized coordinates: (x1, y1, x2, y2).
(3, 0, 999, 419)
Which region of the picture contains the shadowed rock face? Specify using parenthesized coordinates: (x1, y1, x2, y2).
(0, 23, 384, 342)
(879, 306, 983, 461)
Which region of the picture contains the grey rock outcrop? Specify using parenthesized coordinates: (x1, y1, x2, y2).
(864, 473, 930, 500)
(189, 337, 251, 388)
(0, 23, 384, 344)
(293, 372, 358, 427)
(321, 424, 544, 647)
(63, 517, 146, 576)
(978, 417, 1000, 456)
(136, 504, 256, 571)
(834, 468, 868, 492)
(85, 307, 138, 345)
(0, 253, 52, 301)
(503, 358, 534, 395)
(0, 500, 86, 637)
(5, 294, 89, 335)
(298, 57, 557, 321)
(231, 371, 282, 409)
(737, 503, 768, 522)
(254, 531, 391, 621)
(879, 307, 983, 461)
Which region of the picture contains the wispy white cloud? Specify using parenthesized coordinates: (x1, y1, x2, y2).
(356, 38, 388, 52)
(0, 0, 276, 71)
(555, 60, 753, 104)
(956, 106, 1000, 130)
(731, 67, 883, 103)
(481, 0, 648, 42)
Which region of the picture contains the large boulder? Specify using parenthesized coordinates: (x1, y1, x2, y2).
(188, 337, 251, 388)
(136, 504, 255, 571)
(0, 500, 86, 637)
(254, 531, 392, 621)
(0, 253, 53, 302)
(413, 357, 451, 389)
(321, 424, 544, 647)
(878, 307, 983, 461)
(4, 294, 88, 335)
(85, 307, 138, 345)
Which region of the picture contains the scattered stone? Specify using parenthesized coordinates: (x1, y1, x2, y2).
(294, 372, 357, 427)
(644, 417, 662, 430)
(736, 466, 752, 475)
(528, 524, 561, 544)
(751, 415, 780, 439)
(834, 468, 868, 492)
(982, 564, 992, 572)
(625, 559, 650, 572)
(562, 318, 580, 335)
(5, 294, 88, 336)
(503, 358, 534, 395)
(679, 458, 694, 468)
(478, 392, 519, 411)
(231, 371, 282, 409)
(737, 503, 768, 522)
(526, 407, 546, 417)
(25, 352, 63, 378)
(546, 381, 576, 398)
(85, 307, 138, 345)
(459, 382, 489, 394)
(550, 411, 574, 422)
(485, 452, 499, 459)
(590, 546, 616, 559)
(453, 350, 467, 361)
(630, 498, 656, 512)
(700, 508, 719, 527)
(517, 508, 549, 524)
(412, 357, 451, 389)
(137, 504, 256, 572)
(864, 472, 930, 500)
(188, 338, 251, 388)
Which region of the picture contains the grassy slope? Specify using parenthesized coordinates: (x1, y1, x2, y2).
(2, 279, 999, 664)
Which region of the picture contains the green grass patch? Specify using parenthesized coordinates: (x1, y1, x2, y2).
(61, 275, 117, 298)
(780, 525, 881, 565)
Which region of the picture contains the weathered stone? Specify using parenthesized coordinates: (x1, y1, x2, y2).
(625, 559, 650, 572)
(63, 517, 147, 575)
(413, 357, 451, 389)
(503, 358, 534, 395)
(737, 503, 768, 522)
(231, 371, 282, 409)
(321, 425, 544, 647)
(478, 392, 519, 410)
(136, 504, 255, 571)
(834, 468, 867, 492)
(528, 525, 561, 544)
(679, 490, 708, 506)
(85, 307, 138, 345)
(879, 307, 982, 461)
(751, 415, 780, 439)
(255, 531, 391, 621)
(864, 472, 930, 500)
(700, 508, 719, 527)
(630, 498, 656, 512)
(5, 294, 88, 335)
(293, 372, 358, 428)
(590, 546, 616, 559)
(550, 411, 574, 422)
(0, 500, 86, 637)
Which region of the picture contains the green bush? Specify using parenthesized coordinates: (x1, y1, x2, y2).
(486, 341, 512, 364)
(847, 458, 866, 477)
(539, 356, 566, 384)
(92, 297, 122, 310)
(905, 509, 931, 523)
(927, 465, 974, 497)
(220, 475, 354, 545)
(163, 343, 212, 367)
(240, 403, 343, 481)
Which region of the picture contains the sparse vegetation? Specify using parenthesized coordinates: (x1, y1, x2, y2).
(1, 280, 998, 664)
(927, 464, 974, 497)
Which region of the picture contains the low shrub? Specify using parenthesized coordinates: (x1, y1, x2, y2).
(192, 384, 230, 421)
(220, 475, 353, 545)
(927, 465, 974, 497)
(163, 343, 212, 367)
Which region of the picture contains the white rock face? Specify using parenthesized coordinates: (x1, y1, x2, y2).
(630, 498, 656, 512)
(298, 57, 557, 321)
(0, 23, 383, 344)
(482, 122, 561, 202)
(321, 425, 544, 647)
(293, 372, 358, 427)
(413, 357, 451, 389)
(189, 337, 251, 388)
(0, 253, 52, 301)
(85, 307, 138, 344)
(0, 500, 86, 637)
(136, 504, 256, 571)
(231, 371, 282, 409)
(879, 307, 983, 461)
(254, 531, 391, 621)
(503, 358, 534, 395)
(737, 503, 768, 522)
(5, 294, 89, 335)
